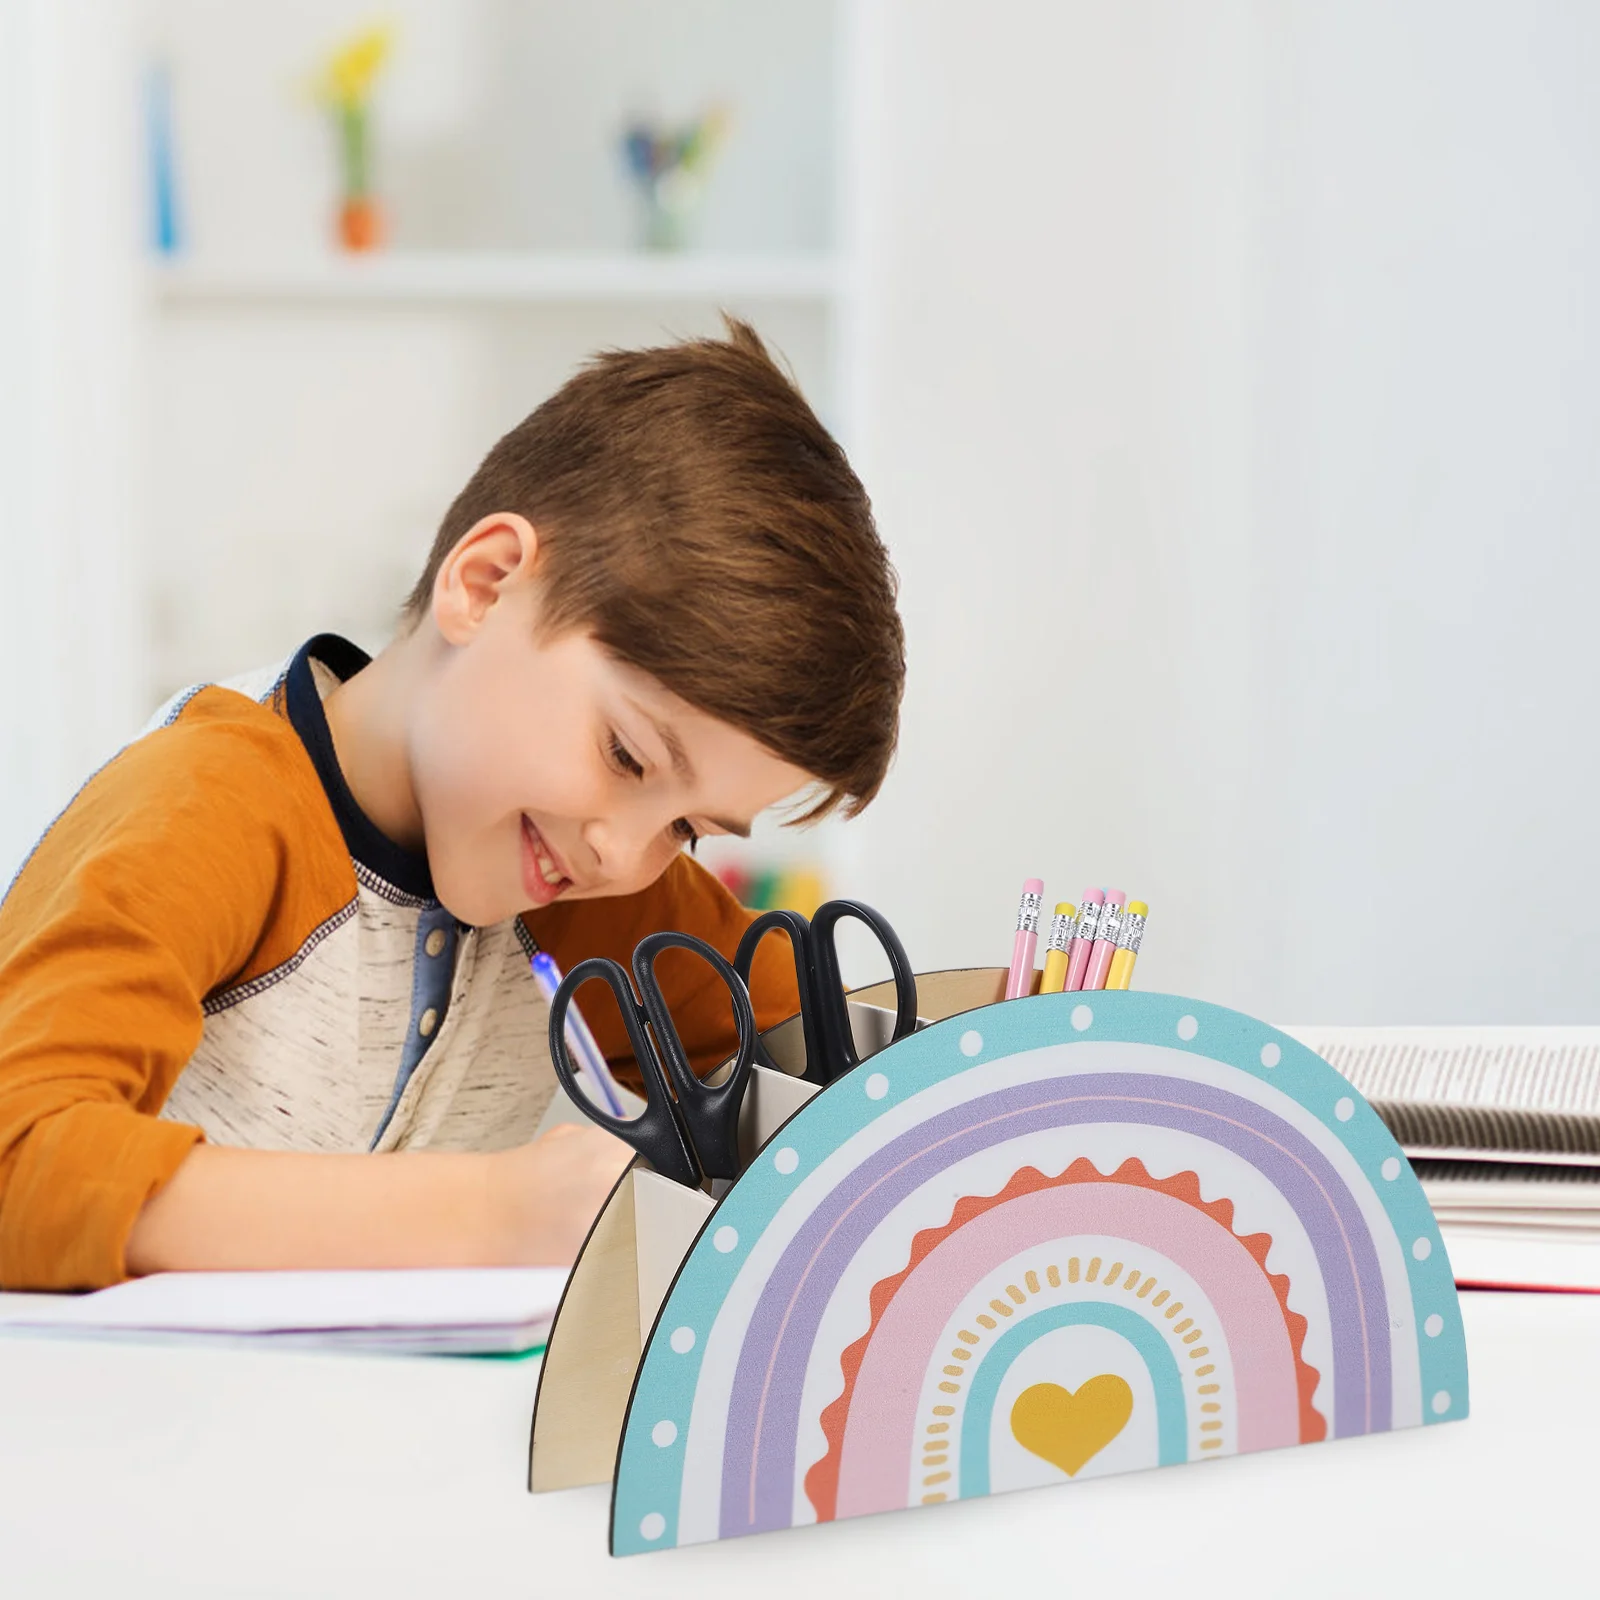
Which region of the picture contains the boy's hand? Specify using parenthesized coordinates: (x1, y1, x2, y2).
(492, 1123, 636, 1265)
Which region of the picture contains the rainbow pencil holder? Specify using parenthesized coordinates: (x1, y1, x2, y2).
(528, 970, 1469, 1555)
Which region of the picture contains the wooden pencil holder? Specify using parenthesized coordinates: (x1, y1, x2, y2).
(528, 970, 1469, 1556)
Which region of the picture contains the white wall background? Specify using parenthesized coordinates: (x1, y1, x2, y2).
(3, 0, 1596, 1026)
(1254, 1, 1600, 1022)
(849, 0, 1600, 1023)
(0, 0, 147, 875)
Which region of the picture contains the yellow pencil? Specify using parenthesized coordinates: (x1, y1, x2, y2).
(1040, 903, 1078, 994)
(1106, 900, 1148, 990)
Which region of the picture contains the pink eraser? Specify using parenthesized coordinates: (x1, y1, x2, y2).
(1080, 886, 1105, 905)
(1023, 878, 1044, 895)
(1104, 889, 1126, 907)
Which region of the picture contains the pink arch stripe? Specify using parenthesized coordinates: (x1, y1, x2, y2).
(832, 1182, 1303, 1519)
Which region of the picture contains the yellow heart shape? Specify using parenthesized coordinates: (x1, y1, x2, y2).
(1009, 1376, 1134, 1476)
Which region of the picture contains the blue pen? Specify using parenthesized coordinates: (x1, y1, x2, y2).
(530, 952, 626, 1116)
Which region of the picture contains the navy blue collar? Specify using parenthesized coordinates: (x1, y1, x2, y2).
(283, 634, 437, 903)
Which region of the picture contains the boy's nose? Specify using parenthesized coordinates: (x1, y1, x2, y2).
(582, 814, 665, 886)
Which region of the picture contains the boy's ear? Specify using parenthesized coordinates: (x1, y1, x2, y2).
(432, 514, 540, 643)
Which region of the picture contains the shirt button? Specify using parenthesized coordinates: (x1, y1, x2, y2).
(418, 1008, 439, 1038)
(424, 929, 447, 958)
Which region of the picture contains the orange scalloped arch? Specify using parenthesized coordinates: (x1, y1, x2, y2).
(803, 1157, 1326, 1522)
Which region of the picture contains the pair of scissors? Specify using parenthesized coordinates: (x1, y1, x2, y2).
(733, 899, 919, 1085)
(546, 931, 755, 1191)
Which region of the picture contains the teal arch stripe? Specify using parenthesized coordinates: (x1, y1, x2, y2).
(959, 1301, 1189, 1497)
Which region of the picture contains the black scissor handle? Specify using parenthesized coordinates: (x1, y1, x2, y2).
(732, 910, 826, 1079)
(630, 931, 757, 1184)
(807, 899, 920, 1078)
(546, 956, 701, 1189)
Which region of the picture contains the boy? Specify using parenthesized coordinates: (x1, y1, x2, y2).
(0, 320, 905, 1291)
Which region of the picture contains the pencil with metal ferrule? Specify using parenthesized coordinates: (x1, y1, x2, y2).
(1106, 900, 1147, 990)
(1064, 887, 1103, 991)
(1085, 889, 1126, 990)
(1005, 879, 1045, 999)
(1040, 903, 1078, 994)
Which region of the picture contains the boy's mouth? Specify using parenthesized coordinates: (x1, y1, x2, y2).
(521, 816, 574, 907)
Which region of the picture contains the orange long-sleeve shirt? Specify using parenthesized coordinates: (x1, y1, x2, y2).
(0, 636, 799, 1291)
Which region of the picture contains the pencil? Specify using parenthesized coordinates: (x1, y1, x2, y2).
(1040, 903, 1078, 994)
(1085, 890, 1126, 991)
(1064, 888, 1104, 991)
(1005, 879, 1045, 999)
(1106, 900, 1147, 989)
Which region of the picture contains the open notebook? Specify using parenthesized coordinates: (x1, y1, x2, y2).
(0, 1266, 567, 1354)
(1282, 1025, 1600, 1292)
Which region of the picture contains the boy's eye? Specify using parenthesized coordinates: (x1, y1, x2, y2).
(672, 818, 700, 851)
(609, 734, 644, 778)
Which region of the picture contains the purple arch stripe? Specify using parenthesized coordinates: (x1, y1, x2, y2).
(718, 1072, 1391, 1540)
(833, 1181, 1302, 1519)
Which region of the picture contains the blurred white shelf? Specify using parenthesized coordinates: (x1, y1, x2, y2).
(149, 252, 847, 308)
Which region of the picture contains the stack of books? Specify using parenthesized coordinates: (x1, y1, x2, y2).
(1282, 1026, 1600, 1291)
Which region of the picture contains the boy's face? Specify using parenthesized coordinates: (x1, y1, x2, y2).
(408, 550, 813, 928)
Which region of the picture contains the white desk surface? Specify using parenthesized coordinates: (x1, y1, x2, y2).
(0, 1290, 1592, 1599)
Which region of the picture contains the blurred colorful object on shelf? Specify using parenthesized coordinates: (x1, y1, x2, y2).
(712, 861, 826, 919)
(620, 105, 731, 251)
(311, 23, 394, 253)
(145, 60, 183, 256)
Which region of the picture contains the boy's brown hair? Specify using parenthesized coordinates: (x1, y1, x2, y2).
(407, 318, 904, 820)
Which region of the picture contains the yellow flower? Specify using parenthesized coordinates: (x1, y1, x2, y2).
(314, 24, 393, 108)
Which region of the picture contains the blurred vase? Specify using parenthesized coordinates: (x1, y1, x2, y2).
(332, 97, 383, 253)
(338, 196, 384, 252)
(639, 167, 704, 252)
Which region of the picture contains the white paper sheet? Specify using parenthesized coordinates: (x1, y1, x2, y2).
(0, 1266, 568, 1355)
